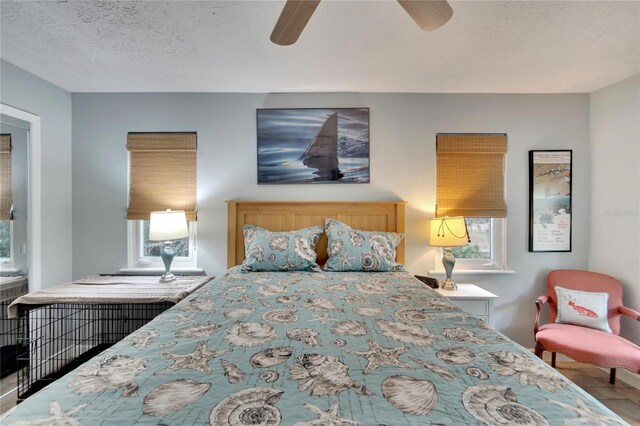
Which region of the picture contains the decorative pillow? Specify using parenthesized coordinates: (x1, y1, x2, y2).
(324, 218, 405, 272)
(555, 286, 612, 333)
(241, 225, 323, 272)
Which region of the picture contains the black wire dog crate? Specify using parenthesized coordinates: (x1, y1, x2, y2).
(1, 277, 29, 379)
(1, 297, 26, 379)
(14, 302, 172, 401)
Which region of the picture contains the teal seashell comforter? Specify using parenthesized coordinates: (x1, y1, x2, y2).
(2, 269, 627, 425)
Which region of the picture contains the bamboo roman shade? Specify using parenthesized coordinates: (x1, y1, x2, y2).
(0, 135, 12, 221)
(127, 132, 197, 221)
(436, 133, 507, 218)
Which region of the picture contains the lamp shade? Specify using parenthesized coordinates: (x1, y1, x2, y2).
(429, 217, 469, 247)
(149, 210, 189, 241)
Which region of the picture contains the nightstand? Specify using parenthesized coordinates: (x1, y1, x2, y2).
(435, 284, 498, 327)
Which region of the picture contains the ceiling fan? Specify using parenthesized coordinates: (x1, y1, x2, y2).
(270, 0, 453, 46)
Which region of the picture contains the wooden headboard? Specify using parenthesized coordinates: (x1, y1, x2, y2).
(227, 201, 406, 268)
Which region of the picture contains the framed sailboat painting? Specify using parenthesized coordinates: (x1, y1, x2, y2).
(256, 108, 370, 184)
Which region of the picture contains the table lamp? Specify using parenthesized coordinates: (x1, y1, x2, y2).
(149, 209, 189, 283)
(429, 216, 470, 291)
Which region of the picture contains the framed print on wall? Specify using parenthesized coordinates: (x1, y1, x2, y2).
(529, 150, 572, 252)
(256, 108, 370, 184)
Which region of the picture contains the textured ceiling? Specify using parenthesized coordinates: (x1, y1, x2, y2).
(1, 1, 638, 93)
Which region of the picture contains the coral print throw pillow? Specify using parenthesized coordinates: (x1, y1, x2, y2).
(555, 286, 611, 333)
(324, 219, 405, 272)
(242, 225, 323, 272)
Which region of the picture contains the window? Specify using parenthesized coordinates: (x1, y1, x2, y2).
(1, 134, 13, 267)
(127, 220, 197, 269)
(0, 220, 12, 265)
(449, 218, 506, 271)
(125, 132, 198, 270)
(435, 134, 508, 272)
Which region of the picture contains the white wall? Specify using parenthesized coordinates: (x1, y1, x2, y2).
(72, 92, 590, 346)
(589, 74, 640, 344)
(0, 60, 73, 289)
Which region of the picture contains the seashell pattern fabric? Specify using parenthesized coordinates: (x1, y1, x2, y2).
(381, 375, 437, 415)
(250, 347, 294, 368)
(124, 328, 158, 348)
(3, 268, 625, 426)
(462, 385, 550, 426)
(220, 359, 245, 384)
(143, 379, 210, 417)
(262, 309, 299, 324)
(241, 225, 323, 272)
(175, 322, 220, 338)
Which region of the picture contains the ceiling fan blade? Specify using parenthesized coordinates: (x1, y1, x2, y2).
(397, 0, 453, 32)
(271, 0, 321, 46)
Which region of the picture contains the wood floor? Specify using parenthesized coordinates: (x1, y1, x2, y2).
(552, 360, 640, 425)
(1, 362, 639, 423)
(0, 372, 18, 416)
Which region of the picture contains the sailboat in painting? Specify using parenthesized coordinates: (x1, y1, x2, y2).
(297, 113, 343, 181)
(257, 108, 369, 184)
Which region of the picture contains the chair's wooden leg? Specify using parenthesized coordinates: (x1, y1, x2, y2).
(534, 342, 544, 359)
(551, 352, 556, 368)
(609, 368, 616, 384)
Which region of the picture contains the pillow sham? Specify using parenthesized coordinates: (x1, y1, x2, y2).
(324, 218, 405, 272)
(555, 286, 611, 333)
(242, 224, 323, 272)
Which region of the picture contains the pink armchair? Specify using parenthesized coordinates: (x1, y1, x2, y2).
(534, 269, 640, 384)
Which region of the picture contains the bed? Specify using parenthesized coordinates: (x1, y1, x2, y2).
(1, 201, 627, 425)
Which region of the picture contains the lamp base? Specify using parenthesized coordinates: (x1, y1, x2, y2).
(441, 248, 458, 291)
(440, 277, 458, 291)
(160, 241, 177, 283)
(159, 272, 177, 283)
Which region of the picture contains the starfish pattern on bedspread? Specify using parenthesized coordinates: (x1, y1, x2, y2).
(8, 401, 89, 426)
(295, 401, 363, 426)
(337, 254, 355, 267)
(309, 313, 336, 325)
(156, 341, 229, 375)
(344, 340, 414, 374)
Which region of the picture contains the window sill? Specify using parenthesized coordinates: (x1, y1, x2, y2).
(119, 267, 205, 275)
(429, 269, 516, 275)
